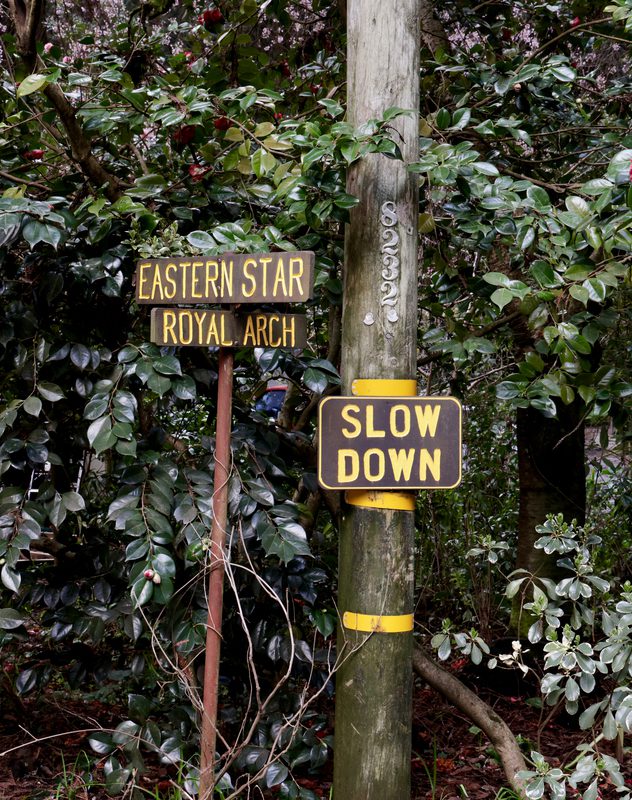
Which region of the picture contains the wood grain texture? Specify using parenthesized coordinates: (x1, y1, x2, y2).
(334, 3, 421, 798)
(341, 1, 420, 388)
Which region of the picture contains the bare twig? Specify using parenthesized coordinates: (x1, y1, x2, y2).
(0, 168, 48, 190)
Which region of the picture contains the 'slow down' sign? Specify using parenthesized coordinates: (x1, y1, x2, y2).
(318, 396, 462, 490)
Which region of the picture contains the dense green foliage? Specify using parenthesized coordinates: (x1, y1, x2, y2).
(0, 0, 630, 797)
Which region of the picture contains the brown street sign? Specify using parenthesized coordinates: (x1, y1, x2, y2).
(317, 396, 462, 490)
(150, 308, 307, 349)
(136, 251, 314, 305)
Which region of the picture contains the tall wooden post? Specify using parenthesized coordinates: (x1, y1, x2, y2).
(333, 3, 420, 799)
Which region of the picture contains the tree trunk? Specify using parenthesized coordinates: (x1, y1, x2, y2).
(511, 401, 586, 635)
(333, 3, 421, 799)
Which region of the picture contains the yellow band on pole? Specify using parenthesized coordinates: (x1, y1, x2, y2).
(342, 611, 414, 633)
(351, 378, 417, 397)
(345, 490, 416, 511)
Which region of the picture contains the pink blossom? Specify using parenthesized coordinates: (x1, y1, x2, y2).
(43, 42, 54, 54)
(62, 55, 72, 64)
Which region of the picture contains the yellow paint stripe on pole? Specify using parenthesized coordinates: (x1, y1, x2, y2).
(342, 611, 414, 633)
(345, 490, 416, 511)
(351, 378, 417, 397)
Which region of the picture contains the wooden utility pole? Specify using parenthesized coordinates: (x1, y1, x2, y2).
(333, 3, 421, 799)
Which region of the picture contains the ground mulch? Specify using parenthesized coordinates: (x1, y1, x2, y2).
(1, 672, 630, 799)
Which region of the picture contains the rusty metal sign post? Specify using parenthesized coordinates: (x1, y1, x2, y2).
(135, 251, 314, 800)
(199, 344, 233, 799)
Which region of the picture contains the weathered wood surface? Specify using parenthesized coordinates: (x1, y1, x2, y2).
(334, 3, 421, 799)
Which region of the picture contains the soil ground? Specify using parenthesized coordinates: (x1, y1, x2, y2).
(1, 669, 630, 800)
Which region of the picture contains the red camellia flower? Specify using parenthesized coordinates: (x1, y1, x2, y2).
(173, 125, 196, 145)
(23, 149, 44, 160)
(188, 164, 210, 182)
(213, 116, 230, 131)
(629, 161, 632, 181)
(571, 16, 581, 26)
(198, 8, 224, 29)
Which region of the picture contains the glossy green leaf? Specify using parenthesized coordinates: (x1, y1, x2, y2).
(549, 64, 576, 82)
(186, 230, 216, 251)
(70, 343, 91, 370)
(265, 761, 289, 788)
(473, 161, 500, 177)
(38, 381, 65, 402)
(17, 73, 48, 97)
(23, 396, 42, 417)
(23, 221, 62, 250)
(0, 608, 27, 629)
(303, 367, 328, 394)
(62, 491, 86, 512)
(435, 108, 451, 129)
(490, 288, 514, 309)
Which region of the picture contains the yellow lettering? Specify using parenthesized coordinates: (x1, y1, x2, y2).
(189, 262, 205, 299)
(255, 314, 268, 346)
(163, 310, 177, 344)
(282, 316, 295, 348)
(366, 405, 386, 438)
(164, 263, 177, 299)
(193, 311, 205, 343)
(204, 260, 219, 299)
(221, 259, 233, 298)
(288, 257, 305, 298)
(178, 310, 193, 345)
(242, 315, 256, 346)
(388, 448, 415, 481)
(364, 449, 385, 481)
(272, 257, 289, 298)
(414, 404, 441, 437)
(269, 315, 281, 347)
(150, 266, 165, 300)
(138, 263, 152, 299)
(419, 449, 441, 481)
(260, 257, 271, 296)
(390, 404, 411, 437)
(242, 258, 257, 298)
(341, 405, 362, 438)
(206, 314, 219, 345)
(181, 261, 191, 298)
(220, 313, 232, 346)
(338, 450, 359, 483)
